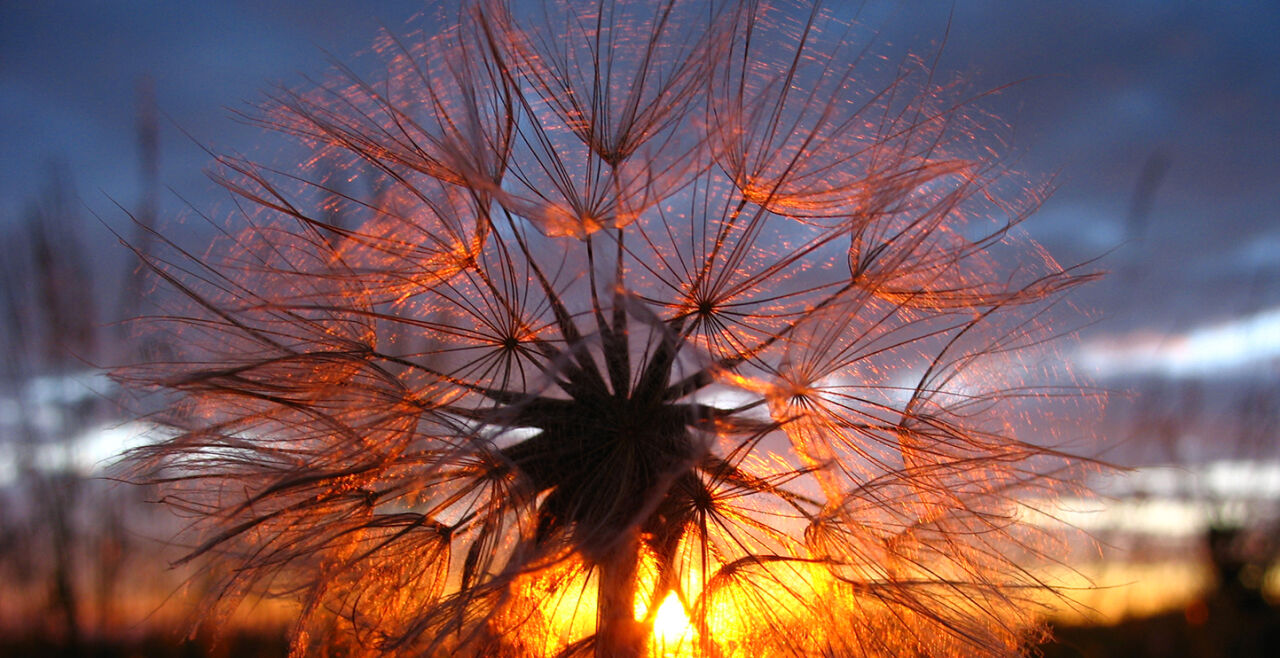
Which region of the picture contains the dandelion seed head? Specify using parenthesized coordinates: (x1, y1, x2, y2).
(123, 1, 1100, 656)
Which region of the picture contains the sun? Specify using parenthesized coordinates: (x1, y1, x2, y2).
(650, 592, 696, 654)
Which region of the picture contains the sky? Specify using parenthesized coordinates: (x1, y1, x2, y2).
(2, 0, 1278, 463)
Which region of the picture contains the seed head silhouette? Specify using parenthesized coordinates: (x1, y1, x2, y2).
(126, 1, 1098, 656)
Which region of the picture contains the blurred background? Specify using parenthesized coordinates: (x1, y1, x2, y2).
(1, 1, 1277, 655)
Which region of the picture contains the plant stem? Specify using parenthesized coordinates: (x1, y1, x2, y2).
(596, 529, 645, 658)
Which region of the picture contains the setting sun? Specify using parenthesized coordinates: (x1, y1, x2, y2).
(651, 593, 695, 651)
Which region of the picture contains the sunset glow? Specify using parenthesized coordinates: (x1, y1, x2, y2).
(7, 0, 1280, 654)
(650, 593, 696, 654)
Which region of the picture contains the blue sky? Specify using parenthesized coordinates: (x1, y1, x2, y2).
(2, 1, 1278, 457)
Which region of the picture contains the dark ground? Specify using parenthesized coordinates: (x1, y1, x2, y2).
(1043, 589, 1280, 658)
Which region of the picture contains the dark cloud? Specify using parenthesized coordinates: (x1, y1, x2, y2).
(934, 2, 1280, 332)
(0, 0, 421, 221)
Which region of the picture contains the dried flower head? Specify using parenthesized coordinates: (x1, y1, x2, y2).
(125, 1, 1098, 656)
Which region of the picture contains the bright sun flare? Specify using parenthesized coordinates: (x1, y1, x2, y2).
(651, 593, 695, 649)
